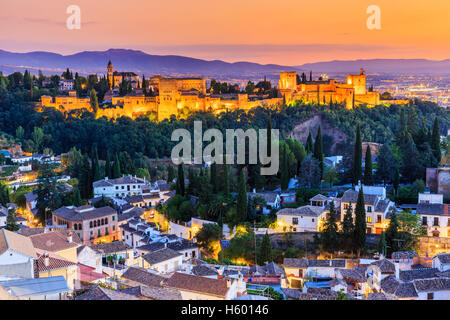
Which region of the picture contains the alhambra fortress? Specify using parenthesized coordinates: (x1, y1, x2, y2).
(39, 61, 401, 121)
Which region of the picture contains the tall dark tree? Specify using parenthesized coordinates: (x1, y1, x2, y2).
(353, 124, 362, 185)
(36, 163, 59, 223)
(236, 169, 248, 223)
(73, 187, 83, 207)
(259, 232, 273, 265)
(385, 210, 400, 255)
(280, 146, 290, 190)
(176, 164, 185, 196)
(342, 203, 354, 253)
(112, 153, 121, 179)
(401, 133, 422, 183)
(306, 132, 313, 154)
(321, 201, 339, 254)
(376, 144, 395, 185)
(79, 154, 93, 199)
(377, 231, 387, 256)
(6, 208, 19, 232)
(313, 126, 324, 177)
(431, 117, 441, 166)
(223, 162, 230, 197)
(167, 166, 176, 183)
(364, 145, 373, 185)
(105, 151, 111, 179)
(393, 168, 400, 195)
(91, 147, 101, 182)
(353, 187, 366, 257)
(210, 162, 218, 194)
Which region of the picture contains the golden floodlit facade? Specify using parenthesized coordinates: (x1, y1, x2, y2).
(40, 62, 394, 121)
(279, 68, 381, 109)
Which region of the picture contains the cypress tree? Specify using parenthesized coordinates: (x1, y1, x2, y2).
(306, 132, 313, 154)
(377, 231, 387, 256)
(267, 115, 272, 157)
(342, 203, 354, 253)
(353, 187, 367, 257)
(177, 164, 185, 196)
(210, 162, 218, 194)
(321, 201, 338, 254)
(80, 154, 92, 199)
(73, 187, 83, 207)
(167, 166, 175, 183)
(259, 232, 273, 265)
(393, 167, 400, 195)
(236, 169, 248, 222)
(364, 145, 373, 185)
(6, 208, 19, 232)
(431, 117, 441, 166)
(105, 151, 111, 179)
(223, 162, 230, 197)
(280, 146, 289, 190)
(92, 147, 101, 182)
(353, 124, 362, 185)
(313, 126, 324, 176)
(90, 89, 99, 114)
(112, 153, 121, 179)
(385, 210, 400, 255)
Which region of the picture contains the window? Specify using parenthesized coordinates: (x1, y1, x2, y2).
(292, 218, 298, 225)
(422, 217, 428, 226)
(367, 216, 372, 223)
(98, 229, 101, 237)
(112, 216, 115, 221)
(112, 225, 115, 231)
(90, 221, 93, 228)
(448, 218, 450, 226)
(434, 217, 439, 226)
(105, 218, 108, 224)
(367, 206, 372, 213)
(377, 215, 382, 224)
(427, 292, 434, 300)
(312, 218, 314, 223)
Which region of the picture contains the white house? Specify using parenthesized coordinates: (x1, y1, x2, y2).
(432, 253, 450, 272)
(340, 186, 394, 234)
(0, 229, 37, 280)
(138, 247, 183, 274)
(248, 191, 281, 214)
(93, 175, 147, 198)
(276, 205, 327, 232)
(416, 194, 449, 238)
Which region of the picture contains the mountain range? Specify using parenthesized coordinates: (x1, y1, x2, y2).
(0, 48, 449, 78)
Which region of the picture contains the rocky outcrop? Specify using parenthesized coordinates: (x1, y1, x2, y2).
(287, 115, 348, 154)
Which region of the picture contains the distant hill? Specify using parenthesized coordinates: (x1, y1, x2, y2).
(0, 49, 448, 77)
(0, 48, 296, 78)
(297, 59, 450, 75)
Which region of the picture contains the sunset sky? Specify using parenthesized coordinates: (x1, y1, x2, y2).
(0, 0, 449, 65)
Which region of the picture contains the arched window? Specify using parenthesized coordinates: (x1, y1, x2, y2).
(74, 224, 78, 230)
(105, 218, 108, 224)
(90, 221, 93, 228)
(94, 221, 97, 227)
(78, 223, 82, 230)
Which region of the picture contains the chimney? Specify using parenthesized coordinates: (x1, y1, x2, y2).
(226, 278, 232, 288)
(67, 231, 73, 243)
(164, 242, 167, 249)
(43, 252, 50, 267)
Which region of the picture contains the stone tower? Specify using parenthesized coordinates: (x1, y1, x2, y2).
(107, 60, 114, 89)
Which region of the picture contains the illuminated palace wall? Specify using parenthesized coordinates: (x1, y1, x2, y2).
(40, 91, 92, 112)
(41, 66, 386, 121)
(279, 68, 381, 109)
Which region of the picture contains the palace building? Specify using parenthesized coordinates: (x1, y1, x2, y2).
(279, 68, 380, 109)
(40, 62, 389, 121)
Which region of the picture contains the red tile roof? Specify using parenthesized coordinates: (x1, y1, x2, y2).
(165, 272, 230, 298)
